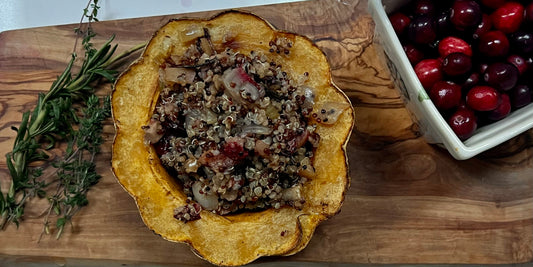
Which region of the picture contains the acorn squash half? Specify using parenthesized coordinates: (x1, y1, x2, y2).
(111, 10, 354, 266)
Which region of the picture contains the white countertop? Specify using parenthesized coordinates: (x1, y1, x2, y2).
(0, 0, 303, 33)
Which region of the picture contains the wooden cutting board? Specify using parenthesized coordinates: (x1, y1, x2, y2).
(1, 0, 532, 265)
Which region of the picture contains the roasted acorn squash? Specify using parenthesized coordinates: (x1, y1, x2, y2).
(112, 10, 354, 266)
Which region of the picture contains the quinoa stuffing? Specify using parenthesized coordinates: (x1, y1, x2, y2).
(142, 29, 343, 221)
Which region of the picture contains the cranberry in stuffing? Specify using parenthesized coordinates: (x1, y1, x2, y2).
(222, 140, 249, 161)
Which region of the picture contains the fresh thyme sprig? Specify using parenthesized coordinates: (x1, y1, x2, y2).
(40, 95, 111, 240)
(73, 0, 101, 54)
(0, 0, 146, 234)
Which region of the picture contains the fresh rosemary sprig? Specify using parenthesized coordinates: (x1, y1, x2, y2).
(0, 0, 145, 235)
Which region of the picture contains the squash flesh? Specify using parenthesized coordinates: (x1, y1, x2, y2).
(112, 11, 354, 266)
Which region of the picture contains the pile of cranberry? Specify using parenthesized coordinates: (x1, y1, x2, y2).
(389, 0, 533, 140)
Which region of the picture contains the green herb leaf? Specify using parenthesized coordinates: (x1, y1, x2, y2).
(1, 0, 145, 237)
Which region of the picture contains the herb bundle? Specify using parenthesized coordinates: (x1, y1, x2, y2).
(0, 0, 144, 239)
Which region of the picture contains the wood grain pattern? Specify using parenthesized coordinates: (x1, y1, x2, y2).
(1, 0, 532, 265)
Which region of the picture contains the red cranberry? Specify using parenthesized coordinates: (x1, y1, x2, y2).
(438, 36, 473, 57)
(412, 0, 436, 16)
(525, 2, 533, 26)
(526, 56, 533, 74)
(429, 80, 462, 109)
(448, 108, 478, 140)
(436, 10, 453, 36)
(483, 62, 519, 91)
(403, 43, 425, 65)
(478, 30, 510, 57)
(510, 31, 533, 55)
(488, 93, 511, 120)
(510, 84, 532, 108)
(481, 0, 508, 9)
(507, 54, 528, 75)
(155, 137, 173, 156)
(442, 52, 472, 76)
(450, 0, 482, 30)
(466, 85, 500, 111)
(414, 58, 443, 89)
(479, 63, 489, 73)
(473, 14, 493, 39)
(408, 16, 437, 44)
(389, 12, 411, 36)
(491, 2, 525, 34)
(462, 72, 481, 89)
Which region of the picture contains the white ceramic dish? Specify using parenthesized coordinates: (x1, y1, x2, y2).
(368, 0, 533, 160)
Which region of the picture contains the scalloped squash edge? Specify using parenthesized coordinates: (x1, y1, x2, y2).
(111, 10, 355, 266)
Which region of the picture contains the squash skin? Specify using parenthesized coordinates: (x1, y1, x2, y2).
(111, 10, 354, 266)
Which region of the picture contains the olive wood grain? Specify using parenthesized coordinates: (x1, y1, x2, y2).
(0, 0, 532, 265)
